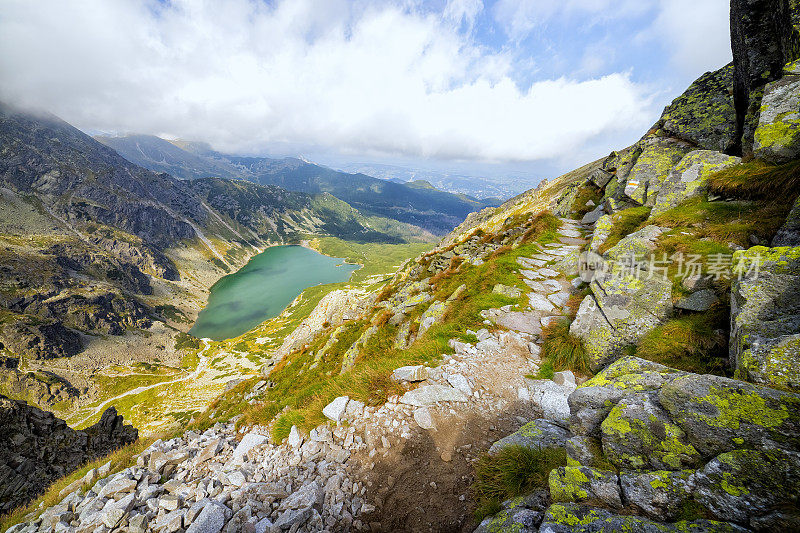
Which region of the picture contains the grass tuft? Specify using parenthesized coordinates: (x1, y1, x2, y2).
(540, 319, 590, 375)
(597, 206, 652, 254)
(634, 305, 728, 374)
(707, 159, 800, 201)
(472, 445, 566, 520)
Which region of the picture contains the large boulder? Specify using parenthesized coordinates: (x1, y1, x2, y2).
(488, 419, 570, 457)
(655, 64, 738, 152)
(548, 466, 622, 509)
(568, 357, 685, 437)
(658, 373, 800, 458)
(600, 392, 701, 471)
(651, 150, 741, 217)
(570, 260, 672, 370)
(772, 194, 800, 246)
(538, 503, 748, 533)
(619, 137, 693, 205)
(753, 65, 800, 162)
(621, 470, 696, 522)
(731, 0, 799, 155)
(730, 246, 800, 391)
(694, 449, 800, 527)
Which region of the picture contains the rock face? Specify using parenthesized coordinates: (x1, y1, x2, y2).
(0, 318, 81, 360)
(655, 64, 738, 153)
(0, 396, 138, 513)
(730, 246, 800, 391)
(753, 64, 800, 162)
(651, 150, 741, 217)
(773, 194, 800, 246)
(570, 255, 672, 370)
(731, 0, 800, 155)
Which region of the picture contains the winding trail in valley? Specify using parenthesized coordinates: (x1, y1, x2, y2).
(73, 339, 213, 428)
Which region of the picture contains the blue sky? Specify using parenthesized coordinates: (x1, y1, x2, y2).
(0, 0, 732, 183)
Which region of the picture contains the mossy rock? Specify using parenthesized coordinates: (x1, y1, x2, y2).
(730, 246, 800, 391)
(620, 137, 693, 205)
(473, 508, 540, 533)
(488, 419, 570, 457)
(772, 195, 800, 246)
(601, 392, 701, 471)
(656, 64, 737, 153)
(694, 449, 800, 526)
(658, 373, 800, 458)
(548, 466, 622, 509)
(651, 150, 741, 218)
(570, 261, 673, 370)
(603, 225, 664, 264)
(753, 71, 800, 164)
(621, 470, 697, 522)
(568, 357, 686, 437)
(539, 503, 749, 532)
(589, 215, 613, 253)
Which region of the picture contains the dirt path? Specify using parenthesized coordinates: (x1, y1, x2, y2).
(72, 338, 213, 428)
(345, 219, 588, 531)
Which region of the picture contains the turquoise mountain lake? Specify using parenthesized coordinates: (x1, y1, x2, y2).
(189, 245, 359, 341)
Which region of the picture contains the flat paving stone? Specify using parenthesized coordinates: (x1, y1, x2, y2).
(496, 312, 543, 335)
(559, 228, 582, 238)
(548, 292, 570, 307)
(539, 268, 559, 278)
(559, 237, 586, 245)
(529, 293, 555, 312)
(521, 269, 544, 280)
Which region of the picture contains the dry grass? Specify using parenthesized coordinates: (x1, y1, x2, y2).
(635, 305, 728, 374)
(540, 319, 590, 375)
(708, 159, 800, 201)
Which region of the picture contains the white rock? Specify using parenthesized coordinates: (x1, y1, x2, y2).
(287, 425, 303, 448)
(391, 365, 428, 382)
(552, 370, 576, 387)
(254, 517, 273, 533)
(281, 481, 324, 512)
(528, 293, 555, 312)
(527, 380, 574, 426)
(446, 374, 472, 395)
(225, 470, 246, 488)
(97, 477, 136, 499)
(186, 501, 227, 533)
(399, 385, 468, 407)
(230, 432, 267, 465)
(413, 407, 435, 430)
(322, 396, 350, 422)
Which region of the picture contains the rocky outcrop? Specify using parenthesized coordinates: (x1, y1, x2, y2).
(651, 150, 741, 217)
(0, 316, 81, 360)
(475, 357, 800, 531)
(773, 194, 800, 246)
(0, 396, 138, 514)
(731, 0, 800, 155)
(730, 246, 800, 390)
(570, 231, 673, 370)
(654, 64, 738, 153)
(753, 60, 800, 162)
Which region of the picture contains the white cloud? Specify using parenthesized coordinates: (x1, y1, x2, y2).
(0, 0, 655, 163)
(642, 0, 731, 75)
(443, 0, 483, 29)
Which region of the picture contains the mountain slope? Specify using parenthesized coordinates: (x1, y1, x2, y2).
(97, 134, 500, 234)
(0, 103, 431, 417)
(96, 134, 241, 181)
